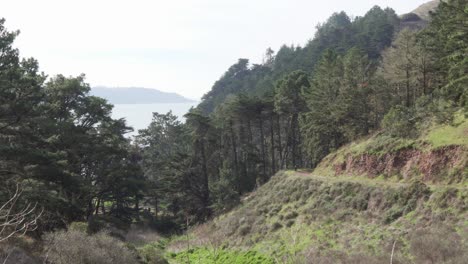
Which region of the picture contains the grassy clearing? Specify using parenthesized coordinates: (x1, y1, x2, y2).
(425, 113, 468, 148)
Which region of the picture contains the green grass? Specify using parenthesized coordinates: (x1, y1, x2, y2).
(425, 114, 468, 148)
(169, 248, 274, 264)
(163, 170, 467, 263)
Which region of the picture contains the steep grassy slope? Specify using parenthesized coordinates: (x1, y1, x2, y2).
(166, 171, 467, 263)
(164, 115, 467, 263)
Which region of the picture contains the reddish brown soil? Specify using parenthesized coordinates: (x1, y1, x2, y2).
(332, 146, 466, 183)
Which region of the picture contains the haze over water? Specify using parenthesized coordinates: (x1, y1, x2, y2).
(111, 102, 198, 136)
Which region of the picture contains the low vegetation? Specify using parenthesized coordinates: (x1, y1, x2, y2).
(43, 230, 138, 264)
(163, 171, 467, 263)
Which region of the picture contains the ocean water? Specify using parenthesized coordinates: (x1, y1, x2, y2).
(111, 102, 198, 137)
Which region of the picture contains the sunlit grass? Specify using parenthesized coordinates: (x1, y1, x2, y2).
(425, 113, 468, 148)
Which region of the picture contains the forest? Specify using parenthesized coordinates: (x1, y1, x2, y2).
(0, 0, 467, 263)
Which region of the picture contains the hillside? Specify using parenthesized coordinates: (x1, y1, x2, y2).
(165, 173, 467, 263)
(411, 0, 440, 20)
(164, 117, 468, 263)
(315, 112, 467, 184)
(91, 87, 195, 104)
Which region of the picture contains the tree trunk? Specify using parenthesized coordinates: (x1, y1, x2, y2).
(277, 115, 283, 169)
(270, 114, 276, 175)
(259, 117, 266, 183)
(291, 114, 298, 169)
(94, 198, 100, 215)
(406, 67, 410, 107)
(135, 195, 140, 220)
(229, 120, 240, 194)
(199, 140, 210, 208)
(154, 196, 158, 220)
(86, 199, 94, 220)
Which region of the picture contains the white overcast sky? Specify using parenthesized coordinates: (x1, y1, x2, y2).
(3, 0, 428, 99)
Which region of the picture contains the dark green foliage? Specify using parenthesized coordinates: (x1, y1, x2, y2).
(275, 71, 310, 169)
(301, 48, 380, 166)
(197, 7, 400, 116)
(423, 0, 468, 106)
(382, 106, 417, 138)
(0, 18, 146, 234)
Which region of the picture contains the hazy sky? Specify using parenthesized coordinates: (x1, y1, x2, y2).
(3, 0, 429, 99)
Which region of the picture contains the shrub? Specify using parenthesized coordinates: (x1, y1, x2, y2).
(382, 105, 417, 138)
(410, 228, 467, 264)
(285, 220, 295, 227)
(415, 95, 458, 125)
(238, 224, 251, 236)
(270, 222, 282, 232)
(138, 243, 169, 264)
(68, 222, 88, 233)
(383, 206, 404, 224)
(284, 211, 298, 220)
(210, 163, 240, 214)
(87, 215, 130, 235)
(0, 246, 39, 264)
(44, 230, 138, 264)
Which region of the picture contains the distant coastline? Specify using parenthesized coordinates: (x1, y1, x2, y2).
(91, 86, 197, 104)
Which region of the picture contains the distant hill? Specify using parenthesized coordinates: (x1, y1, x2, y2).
(91, 87, 195, 104)
(411, 0, 440, 20)
(399, 0, 440, 30)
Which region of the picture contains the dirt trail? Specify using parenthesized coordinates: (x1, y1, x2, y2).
(289, 170, 468, 191)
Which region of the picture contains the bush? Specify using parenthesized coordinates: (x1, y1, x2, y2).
(284, 211, 299, 220)
(285, 220, 295, 227)
(270, 222, 282, 232)
(44, 230, 138, 264)
(68, 222, 88, 233)
(382, 105, 417, 138)
(138, 243, 169, 264)
(210, 165, 240, 214)
(87, 215, 130, 235)
(0, 246, 39, 264)
(238, 224, 251, 236)
(410, 228, 468, 264)
(414, 96, 456, 125)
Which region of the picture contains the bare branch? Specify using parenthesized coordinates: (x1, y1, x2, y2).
(0, 184, 42, 242)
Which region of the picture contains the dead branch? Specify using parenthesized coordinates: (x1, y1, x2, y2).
(0, 184, 42, 242)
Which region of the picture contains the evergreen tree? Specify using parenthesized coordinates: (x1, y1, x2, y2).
(274, 70, 309, 169)
(301, 50, 344, 166)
